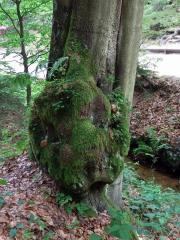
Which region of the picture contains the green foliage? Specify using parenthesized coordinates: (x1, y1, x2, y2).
(0, 0, 52, 60)
(9, 223, 25, 238)
(0, 74, 45, 105)
(12, 73, 33, 89)
(136, 50, 156, 82)
(66, 218, 80, 230)
(29, 213, 46, 231)
(105, 74, 115, 84)
(56, 192, 97, 217)
(146, 127, 167, 150)
(136, 65, 153, 80)
(0, 74, 45, 163)
(123, 164, 180, 236)
(0, 178, 8, 185)
(22, 230, 33, 240)
(133, 142, 154, 158)
(89, 234, 102, 240)
(9, 228, 17, 238)
(143, 0, 180, 39)
(75, 202, 97, 218)
(24, 214, 54, 239)
(0, 0, 52, 104)
(0, 196, 5, 208)
(56, 192, 72, 207)
(0, 127, 28, 160)
(48, 57, 69, 79)
(106, 208, 135, 240)
(42, 231, 54, 240)
(133, 127, 168, 163)
(151, 0, 169, 11)
(110, 89, 131, 156)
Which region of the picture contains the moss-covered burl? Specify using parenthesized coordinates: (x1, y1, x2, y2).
(29, 39, 130, 210)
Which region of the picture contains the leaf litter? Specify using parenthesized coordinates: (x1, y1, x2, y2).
(0, 153, 116, 240)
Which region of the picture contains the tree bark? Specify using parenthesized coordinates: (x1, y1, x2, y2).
(48, 0, 73, 71)
(16, 0, 31, 106)
(115, 0, 144, 103)
(30, 0, 144, 211)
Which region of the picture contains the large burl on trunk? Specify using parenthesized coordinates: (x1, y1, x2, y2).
(29, 0, 144, 211)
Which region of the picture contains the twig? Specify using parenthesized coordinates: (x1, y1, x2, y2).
(0, 3, 20, 36)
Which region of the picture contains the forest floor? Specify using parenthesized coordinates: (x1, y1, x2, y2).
(130, 73, 180, 175)
(131, 75, 180, 146)
(0, 153, 115, 240)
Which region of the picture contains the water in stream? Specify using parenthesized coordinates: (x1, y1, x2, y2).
(127, 160, 180, 192)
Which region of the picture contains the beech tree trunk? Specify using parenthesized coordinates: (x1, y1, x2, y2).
(30, 0, 144, 211)
(49, 0, 144, 99)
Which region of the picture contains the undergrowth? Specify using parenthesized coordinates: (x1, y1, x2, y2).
(0, 74, 45, 163)
(54, 164, 180, 239)
(133, 127, 169, 164)
(123, 163, 180, 238)
(143, 0, 180, 39)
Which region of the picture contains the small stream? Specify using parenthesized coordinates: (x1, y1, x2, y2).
(127, 160, 180, 191)
(137, 42, 180, 191)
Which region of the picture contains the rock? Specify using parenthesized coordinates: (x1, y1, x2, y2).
(150, 23, 165, 31)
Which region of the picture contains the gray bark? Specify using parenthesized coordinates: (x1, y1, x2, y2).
(115, 0, 144, 103)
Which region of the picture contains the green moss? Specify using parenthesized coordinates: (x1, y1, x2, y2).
(109, 154, 124, 179)
(110, 89, 131, 156)
(71, 80, 97, 116)
(58, 159, 88, 194)
(64, 32, 94, 81)
(29, 79, 112, 194)
(71, 119, 108, 154)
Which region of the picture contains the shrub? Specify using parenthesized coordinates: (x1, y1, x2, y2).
(133, 127, 168, 164)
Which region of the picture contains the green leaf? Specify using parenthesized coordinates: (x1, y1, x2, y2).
(67, 218, 79, 230)
(140, 222, 162, 231)
(56, 193, 72, 207)
(16, 223, 24, 229)
(0, 196, 5, 208)
(175, 222, 180, 227)
(9, 228, 17, 238)
(75, 202, 97, 217)
(23, 229, 33, 239)
(5, 191, 14, 196)
(175, 206, 180, 214)
(106, 224, 134, 240)
(89, 234, 102, 240)
(43, 231, 54, 240)
(0, 178, 8, 185)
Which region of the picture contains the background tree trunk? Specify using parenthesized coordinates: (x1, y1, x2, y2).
(16, 0, 31, 106)
(30, 0, 144, 211)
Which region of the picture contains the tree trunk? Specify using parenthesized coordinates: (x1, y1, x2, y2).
(16, 1, 31, 106)
(30, 0, 144, 211)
